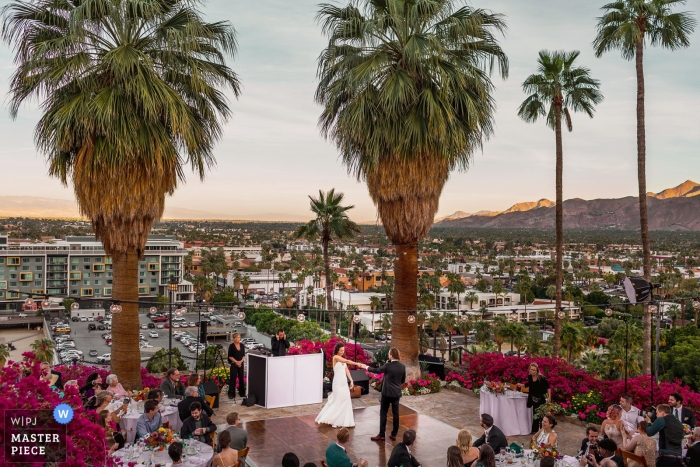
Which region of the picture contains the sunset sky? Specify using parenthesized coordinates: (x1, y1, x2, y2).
(0, 0, 698, 222)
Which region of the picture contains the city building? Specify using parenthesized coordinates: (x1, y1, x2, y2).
(435, 291, 521, 310)
(0, 234, 192, 310)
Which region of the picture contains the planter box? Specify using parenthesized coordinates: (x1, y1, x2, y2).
(444, 385, 479, 397)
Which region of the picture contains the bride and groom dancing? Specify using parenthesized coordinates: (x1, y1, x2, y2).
(315, 343, 406, 441)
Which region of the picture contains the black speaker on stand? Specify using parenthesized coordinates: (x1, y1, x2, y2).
(199, 321, 208, 344)
(349, 369, 369, 395)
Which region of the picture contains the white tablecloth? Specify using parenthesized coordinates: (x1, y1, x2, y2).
(115, 401, 182, 444)
(480, 390, 532, 436)
(112, 439, 213, 467)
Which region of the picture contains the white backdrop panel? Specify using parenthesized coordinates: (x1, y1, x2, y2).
(293, 353, 324, 406)
(266, 356, 296, 409)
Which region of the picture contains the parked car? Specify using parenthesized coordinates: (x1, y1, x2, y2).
(87, 316, 95, 321)
(96, 353, 111, 363)
(89, 349, 98, 357)
(189, 322, 196, 328)
(95, 316, 104, 321)
(80, 316, 88, 322)
(147, 323, 156, 329)
(97, 324, 105, 330)
(156, 324, 164, 329)
(88, 324, 97, 330)
(71, 316, 80, 322)
(140, 324, 148, 329)
(172, 317, 186, 322)
(149, 331, 158, 338)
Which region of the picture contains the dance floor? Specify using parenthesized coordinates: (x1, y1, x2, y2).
(241, 404, 459, 466)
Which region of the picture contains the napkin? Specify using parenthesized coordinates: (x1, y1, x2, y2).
(510, 442, 522, 454)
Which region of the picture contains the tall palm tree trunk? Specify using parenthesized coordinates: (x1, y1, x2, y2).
(323, 238, 336, 336)
(111, 247, 141, 389)
(636, 38, 652, 374)
(553, 99, 564, 359)
(392, 243, 419, 372)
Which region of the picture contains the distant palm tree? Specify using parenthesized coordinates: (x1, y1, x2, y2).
(594, 0, 696, 374)
(428, 313, 443, 354)
(2, 0, 240, 388)
(241, 276, 250, 300)
(442, 312, 457, 360)
(518, 50, 602, 358)
(560, 322, 585, 363)
(316, 0, 508, 375)
(31, 338, 54, 363)
(465, 292, 479, 310)
(296, 189, 361, 337)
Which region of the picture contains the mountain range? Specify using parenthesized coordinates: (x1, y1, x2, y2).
(435, 180, 700, 231)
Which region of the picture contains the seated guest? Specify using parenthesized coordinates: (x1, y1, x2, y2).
(105, 374, 130, 398)
(601, 405, 627, 447)
(93, 391, 128, 424)
(476, 445, 496, 467)
(168, 441, 184, 465)
(387, 429, 421, 467)
(585, 439, 624, 467)
(211, 430, 238, 467)
(41, 362, 64, 390)
(325, 427, 368, 467)
(64, 380, 79, 389)
(540, 458, 556, 467)
(532, 414, 558, 448)
(136, 399, 162, 439)
(180, 401, 217, 444)
(106, 436, 119, 456)
(217, 412, 247, 453)
(687, 427, 700, 467)
(160, 368, 185, 400)
(579, 427, 603, 467)
(147, 389, 163, 403)
(98, 409, 126, 450)
(178, 386, 213, 422)
(456, 428, 480, 467)
(282, 452, 300, 467)
(187, 373, 206, 399)
(80, 373, 104, 400)
(622, 421, 656, 467)
(473, 414, 508, 453)
(447, 446, 464, 467)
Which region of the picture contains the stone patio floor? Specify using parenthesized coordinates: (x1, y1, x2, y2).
(209, 387, 588, 465)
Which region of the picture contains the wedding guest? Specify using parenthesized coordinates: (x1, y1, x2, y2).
(159, 368, 185, 400)
(579, 427, 600, 458)
(98, 409, 125, 449)
(105, 374, 130, 398)
(473, 414, 508, 453)
(447, 446, 464, 467)
(620, 395, 644, 438)
(456, 429, 480, 467)
(687, 427, 700, 467)
(168, 442, 184, 465)
(93, 390, 128, 424)
(476, 445, 496, 467)
(217, 412, 247, 453)
(180, 401, 217, 444)
(645, 404, 684, 467)
(387, 429, 420, 467)
(187, 373, 206, 399)
(211, 429, 238, 467)
(136, 399, 162, 439)
(40, 362, 63, 390)
(586, 439, 624, 467)
(282, 452, 300, 467)
(325, 428, 368, 467)
(622, 421, 656, 467)
(540, 458, 556, 467)
(80, 373, 103, 400)
(177, 386, 213, 422)
(532, 414, 558, 448)
(106, 436, 119, 456)
(228, 333, 246, 400)
(64, 380, 79, 389)
(668, 393, 696, 428)
(147, 389, 163, 403)
(517, 362, 550, 434)
(601, 405, 628, 447)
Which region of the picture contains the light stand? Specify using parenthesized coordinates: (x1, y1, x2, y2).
(167, 276, 179, 369)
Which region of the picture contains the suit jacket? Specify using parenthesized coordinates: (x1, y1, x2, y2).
(473, 425, 508, 453)
(180, 413, 217, 442)
(223, 425, 247, 451)
(271, 336, 290, 357)
(177, 396, 213, 422)
(686, 442, 700, 467)
(678, 407, 697, 428)
(326, 442, 352, 467)
(387, 442, 420, 467)
(610, 454, 624, 467)
(367, 360, 406, 399)
(159, 378, 185, 400)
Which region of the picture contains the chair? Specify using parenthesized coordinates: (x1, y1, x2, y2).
(620, 450, 648, 467)
(205, 395, 216, 408)
(238, 446, 249, 467)
(321, 461, 328, 467)
(209, 431, 216, 448)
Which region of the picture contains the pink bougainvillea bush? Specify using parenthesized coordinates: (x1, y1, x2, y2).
(369, 372, 442, 396)
(288, 336, 373, 367)
(0, 353, 115, 466)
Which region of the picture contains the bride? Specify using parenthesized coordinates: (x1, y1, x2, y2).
(315, 342, 367, 428)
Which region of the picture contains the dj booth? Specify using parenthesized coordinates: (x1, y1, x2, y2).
(246, 353, 324, 409)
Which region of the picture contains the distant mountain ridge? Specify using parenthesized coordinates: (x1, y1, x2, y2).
(435, 180, 700, 231)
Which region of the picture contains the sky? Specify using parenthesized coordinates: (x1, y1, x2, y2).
(0, 0, 699, 222)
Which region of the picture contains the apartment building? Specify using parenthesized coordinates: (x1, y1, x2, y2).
(0, 234, 191, 310)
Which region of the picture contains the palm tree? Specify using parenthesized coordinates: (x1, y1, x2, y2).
(447, 274, 466, 311)
(369, 295, 382, 335)
(233, 272, 243, 299)
(2, 0, 240, 388)
(442, 312, 457, 361)
(594, 0, 696, 374)
(296, 189, 361, 337)
(666, 304, 682, 328)
(492, 316, 509, 353)
(465, 292, 479, 310)
(518, 50, 602, 358)
(316, 0, 508, 375)
(241, 276, 251, 300)
(30, 338, 54, 363)
(428, 312, 443, 355)
(381, 313, 393, 343)
(560, 322, 585, 363)
(474, 320, 492, 345)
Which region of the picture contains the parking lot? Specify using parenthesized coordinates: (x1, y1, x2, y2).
(52, 312, 250, 368)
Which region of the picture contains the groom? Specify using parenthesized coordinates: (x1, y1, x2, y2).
(366, 348, 406, 442)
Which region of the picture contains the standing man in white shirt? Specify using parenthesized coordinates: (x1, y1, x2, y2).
(620, 394, 644, 440)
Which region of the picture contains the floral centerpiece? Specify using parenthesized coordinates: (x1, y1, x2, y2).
(535, 402, 564, 418)
(133, 387, 151, 401)
(482, 381, 507, 396)
(145, 427, 175, 451)
(684, 424, 692, 436)
(531, 443, 561, 460)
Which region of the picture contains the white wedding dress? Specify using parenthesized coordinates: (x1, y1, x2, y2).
(315, 361, 354, 428)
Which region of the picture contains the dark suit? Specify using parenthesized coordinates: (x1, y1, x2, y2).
(686, 442, 700, 467)
(215, 425, 247, 453)
(367, 360, 406, 437)
(177, 396, 213, 422)
(609, 454, 624, 467)
(159, 377, 185, 400)
(578, 439, 603, 467)
(180, 413, 217, 444)
(473, 425, 508, 453)
(271, 336, 290, 357)
(387, 442, 420, 467)
(673, 406, 697, 428)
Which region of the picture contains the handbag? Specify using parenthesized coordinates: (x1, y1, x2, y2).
(350, 386, 362, 399)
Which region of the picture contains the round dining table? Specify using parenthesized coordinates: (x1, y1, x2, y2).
(479, 387, 533, 436)
(112, 439, 213, 467)
(112, 399, 183, 444)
